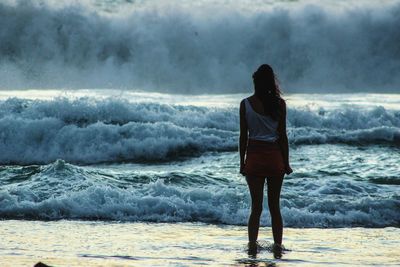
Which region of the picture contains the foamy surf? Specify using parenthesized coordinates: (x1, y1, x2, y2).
(0, 95, 398, 164)
(0, 156, 398, 227)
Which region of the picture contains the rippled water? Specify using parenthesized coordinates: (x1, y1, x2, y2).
(1, 221, 399, 266)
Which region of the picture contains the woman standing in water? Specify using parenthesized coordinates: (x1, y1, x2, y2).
(239, 64, 292, 256)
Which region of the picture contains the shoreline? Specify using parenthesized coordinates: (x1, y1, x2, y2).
(1, 220, 399, 266)
(1, 218, 399, 229)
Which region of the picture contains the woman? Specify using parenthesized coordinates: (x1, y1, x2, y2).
(239, 64, 292, 256)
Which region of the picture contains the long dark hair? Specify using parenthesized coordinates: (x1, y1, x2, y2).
(252, 64, 282, 120)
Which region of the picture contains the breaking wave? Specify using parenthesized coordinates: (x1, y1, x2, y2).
(0, 97, 399, 164)
(0, 160, 398, 227)
(0, 0, 399, 92)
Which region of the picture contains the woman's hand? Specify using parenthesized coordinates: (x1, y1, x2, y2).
(285, 165, 293, 175)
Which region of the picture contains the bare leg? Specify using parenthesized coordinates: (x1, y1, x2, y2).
(266, 175, 284, 245)
(245, 175, 266, 243)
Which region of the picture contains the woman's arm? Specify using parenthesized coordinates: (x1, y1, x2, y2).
(277, 100, 292, 174)
(239, 100, 248, 175)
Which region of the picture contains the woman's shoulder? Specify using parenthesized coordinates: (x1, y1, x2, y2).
(278, 97, 286, 108)
(240, 96, 252, 106)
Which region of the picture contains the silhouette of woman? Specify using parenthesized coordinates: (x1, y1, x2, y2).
(239, 64, 292, 256)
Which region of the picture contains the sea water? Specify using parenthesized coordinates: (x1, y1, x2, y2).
(0, 91, 398, 228)
(1, 0, 400, 93)
(1, 220, 399, 266)
(0, 91, 398, 267)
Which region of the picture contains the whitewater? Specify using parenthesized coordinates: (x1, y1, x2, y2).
(0, 91, 399, 228)
(1, 0, 400, 92)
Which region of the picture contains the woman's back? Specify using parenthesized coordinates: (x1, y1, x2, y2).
(244, 96, 279, 142)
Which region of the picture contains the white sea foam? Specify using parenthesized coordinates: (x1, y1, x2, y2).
(0, 161, 398, 227)
(0, 97, 398, 164)
(0, 0, 399, 92)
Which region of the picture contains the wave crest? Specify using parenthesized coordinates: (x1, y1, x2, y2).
(0, 174, 398, 227)
(0, 97, 399, 164)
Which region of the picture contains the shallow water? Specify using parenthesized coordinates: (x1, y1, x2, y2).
(0, 220, 399, 267)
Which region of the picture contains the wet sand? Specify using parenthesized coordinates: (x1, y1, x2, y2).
(0, 220, 399, 266)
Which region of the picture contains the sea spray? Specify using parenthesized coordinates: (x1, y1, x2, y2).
(0, 0, 399, 92)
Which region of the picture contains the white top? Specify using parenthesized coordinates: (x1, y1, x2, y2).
(245, 98, 279, 142)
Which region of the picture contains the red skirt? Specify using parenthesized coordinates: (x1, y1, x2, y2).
(243, 139, 285, 177)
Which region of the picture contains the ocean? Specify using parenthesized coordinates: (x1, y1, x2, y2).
(0, 91, 399, 227)
(0, 91, 399, 266)
(1, 0, 400, 266)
